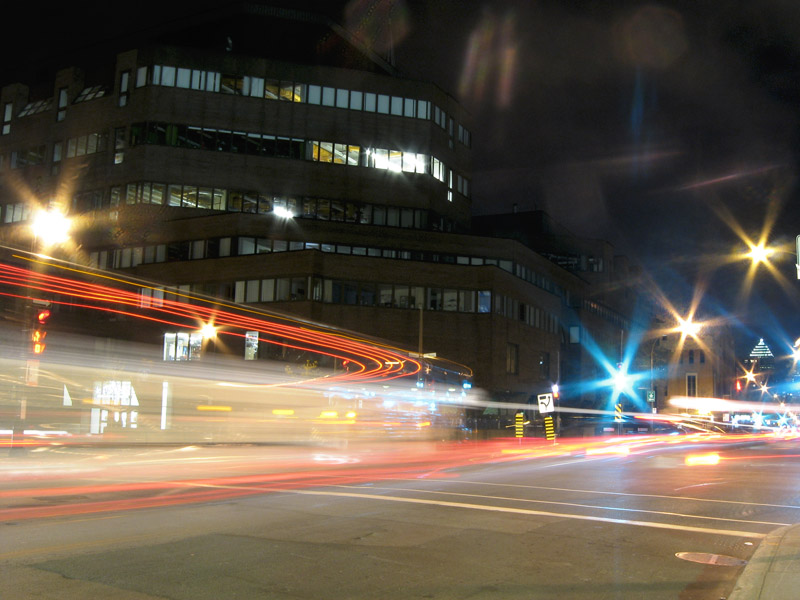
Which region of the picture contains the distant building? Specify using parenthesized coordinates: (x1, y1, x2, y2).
(744, 338, 775, 374)
(0, 3, 636, 411)
(637, 318, 736, 415)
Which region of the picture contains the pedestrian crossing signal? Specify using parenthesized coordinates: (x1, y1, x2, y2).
(31, 308, 50, 355)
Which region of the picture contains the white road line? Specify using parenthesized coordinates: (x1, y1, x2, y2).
(329, 484, 790, 527)
(417, 479, 800, 510)
(281, 488, 767, 539)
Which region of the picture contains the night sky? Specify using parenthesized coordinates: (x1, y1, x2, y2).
(4, 0, 800, 356)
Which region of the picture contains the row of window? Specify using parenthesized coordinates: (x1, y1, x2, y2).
(7, 130, 110, 170)
(2, 121, 468, 206)
(2, 201, 29, 223)
(90, 236, 518, 273)
(136, 64, 471, 148)
(680, 349, 706, 364)
(70, 181, 454, 231)
(90, 237, 562, 333)
(226, 277, 493, 313)
(86, 233, 567, 308)
(494, 293, 560, 335)
(3, 193, 570, 313)
(7, 64, 472, 151)
(171, 276, 558, 337)
(128, 121, 466, 195)
(16, 86, 107, 120)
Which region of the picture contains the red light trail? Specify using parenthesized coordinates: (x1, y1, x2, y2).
(0, 256, 423, 385)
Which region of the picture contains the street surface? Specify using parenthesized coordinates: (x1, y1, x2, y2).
(2, 434, 800, 599)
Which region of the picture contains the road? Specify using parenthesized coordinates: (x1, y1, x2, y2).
(2, 434, 799, 599)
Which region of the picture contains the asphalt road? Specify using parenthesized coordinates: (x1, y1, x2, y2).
(2, 435, 800, 599)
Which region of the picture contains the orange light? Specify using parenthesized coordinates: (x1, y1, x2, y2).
(31, 329, 46, 354)
(196, 405, 232, 412)
(585, 445, 630, 456)
(685, 453, 720, 466)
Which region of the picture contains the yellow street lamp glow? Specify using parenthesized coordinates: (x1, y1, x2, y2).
(31, 209, 70, 245)
(676, 317, 701, 337)
(746, 242, 775, 265)
(200, 323, 217, 338)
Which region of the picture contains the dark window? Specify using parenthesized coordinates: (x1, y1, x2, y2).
(186, 127, 203, 149)
(290, 139, 304, 158)
(207, 239, 220, 258)
(231, 131, 247, 154)
(146, 122, 167, 145)
(220, 75, 243, 94)
(260, 136, 276, 156)
(245, 135, 261, 155)
(200, 129, 216, 151)
(216, 130, 231, 152)
(130, 123, 144, 145)
(276, 137, 290, 157)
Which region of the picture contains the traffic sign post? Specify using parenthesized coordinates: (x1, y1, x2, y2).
(537, 393, 556, 443)
(796, 234, 800, 279)
(543, 415, 555, 441)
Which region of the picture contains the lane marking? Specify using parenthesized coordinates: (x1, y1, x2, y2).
(329, 484, 790, 527)
(171, 481, 770, 539)
(428, 479, 800, 511)
(279, 488, 767, 539)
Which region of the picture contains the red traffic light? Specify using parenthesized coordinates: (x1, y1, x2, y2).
(36, 309, 51, 323)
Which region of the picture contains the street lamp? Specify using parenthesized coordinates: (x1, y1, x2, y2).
(745, 242, 775, 265)
(31, 208, 71, 249)
(676, 317, 702, 338)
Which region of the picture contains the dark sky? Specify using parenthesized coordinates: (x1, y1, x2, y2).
(4, 0, 800, 356)
(394, 0, 800, 356)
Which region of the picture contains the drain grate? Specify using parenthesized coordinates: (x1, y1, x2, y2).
(675, 552, 747, 567)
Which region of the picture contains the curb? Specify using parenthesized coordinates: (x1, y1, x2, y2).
(729, 524, 800, 600)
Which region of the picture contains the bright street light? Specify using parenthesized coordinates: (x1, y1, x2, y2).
(200, 323, 217, 339)
(746, 242, 775, 265)
(676, 317, 701, 337)
(273, 206, 294, 219)
(31, 208, 70, 246)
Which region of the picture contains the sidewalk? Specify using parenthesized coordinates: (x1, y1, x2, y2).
(729, 524, 800, 599)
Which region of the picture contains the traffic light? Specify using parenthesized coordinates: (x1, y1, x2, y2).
(31, 308, 50, 355)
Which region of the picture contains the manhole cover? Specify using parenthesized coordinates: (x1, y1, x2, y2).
(676, 552, 747, 567)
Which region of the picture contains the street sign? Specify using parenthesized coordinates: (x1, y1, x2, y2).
(796, 234, 800, 279)
(614, 403, 623, 422)
(647, 390, 655, 402)
(537, 393, 554, 414)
